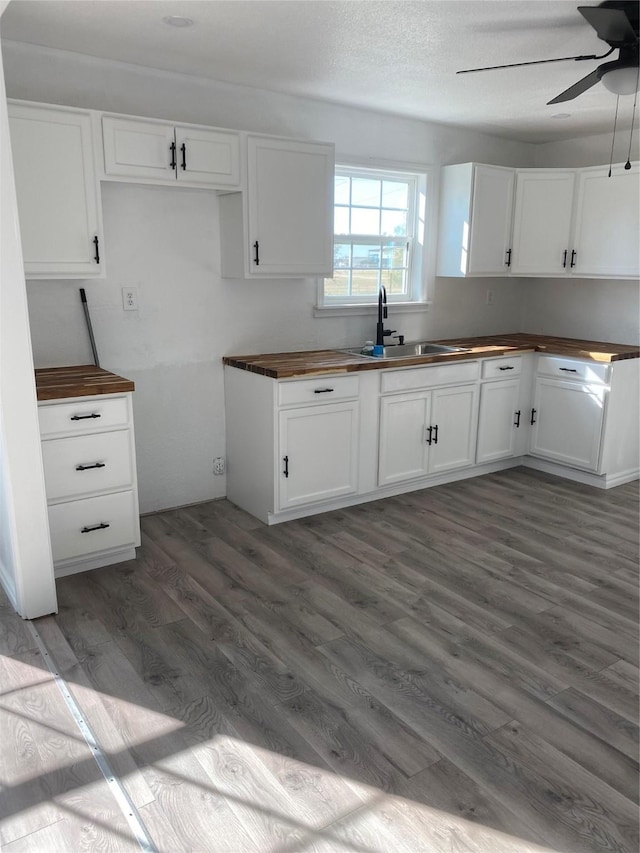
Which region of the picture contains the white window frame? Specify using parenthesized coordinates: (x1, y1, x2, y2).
(316, 162, 432, 314)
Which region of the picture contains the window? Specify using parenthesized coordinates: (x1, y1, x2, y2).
(320, 165, 427, 308)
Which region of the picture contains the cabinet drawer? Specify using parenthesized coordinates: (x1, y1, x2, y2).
(278, 375, 359, 406)
(536, 356, 609, 384)
(42, 430, 133, 501)
(48, 490, 138, 563)
(481, 357, 522, 379)
(381, 361, 479, 394)
(39, 396, 130, 437)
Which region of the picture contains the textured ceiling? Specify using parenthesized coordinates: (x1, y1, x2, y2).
(1, 0, 637, 143)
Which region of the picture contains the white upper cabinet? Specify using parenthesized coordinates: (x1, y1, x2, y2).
(571, 163, 640, 278)
(102, 116, 241, 188)
(510, 170, 576, 276)
(220, 135, 334, 278)
(8, 101, 103, 279)
(437, 163, 515, 277)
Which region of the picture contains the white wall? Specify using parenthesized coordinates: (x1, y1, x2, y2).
(0, 27, 57, 618)
(4, 41, 538, 513)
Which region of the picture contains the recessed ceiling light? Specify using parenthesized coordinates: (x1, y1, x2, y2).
(162, 15, 194, 28)
(551, 113, 571, 120)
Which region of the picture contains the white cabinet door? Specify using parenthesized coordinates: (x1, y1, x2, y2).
(175, 126, 240, 187)
(437, 163, 514, 277)
(476, 379, 520, 464)
(429, 384, 478, 474)
(9, 103, 102, 278)
(530, 378, 606, 471)
(278, 401, 359, 509)
(378, 392, 431, 486)
(102, 116, 176, 180)
(571, 164, 640, 278)
(468, 164, 515, 275)
(510, 170, 575, 276)
(247, 136, 334, 276)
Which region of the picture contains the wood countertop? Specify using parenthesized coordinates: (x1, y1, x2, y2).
(35, 365, 135, 401)
(223, 333, 640, 379)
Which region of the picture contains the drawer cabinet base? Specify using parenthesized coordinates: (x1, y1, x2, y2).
(54, 546, 137, 579)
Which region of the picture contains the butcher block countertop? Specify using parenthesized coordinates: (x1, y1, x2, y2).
(223, 333, 640, 379)
(35, 365, 135, 401)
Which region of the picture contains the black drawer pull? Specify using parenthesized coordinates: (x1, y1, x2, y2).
(530, 408, 537, 425)
(93, 235, 100, 264)
(283, 455, 289, 478)
(514, 410, 521, 428)
(170, 141, 177, 170)
(70, 413, 101, 421)
(313, 388, 334, 394)
(562, 249, 568, 268)
(498, 365, 514, 371)
(559, 367, 578, 373)
(425, 425, 433, 445)
(81, 522, 110, 534)
(253, 241, 260, 266)
(505, 249, 511, 267)
(432, 424, 439, 445)
(570, 249, 577, 268)
(181, 142, 187, 171)
(75, 462, 106, 471)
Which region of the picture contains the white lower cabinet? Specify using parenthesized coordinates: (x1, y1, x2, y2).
(38, 393, 140, 576)
(278, 401, 359, 509)
(476, 379, 521, 463)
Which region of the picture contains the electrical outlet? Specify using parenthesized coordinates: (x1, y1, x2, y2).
(213, 457, 225, 475)
(122, 287, 139, 311)
(486, 289, 494, 306)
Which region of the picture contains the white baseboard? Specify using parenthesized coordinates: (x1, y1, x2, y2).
(54, 546, 137, 578)
(523, 457, 639, 489)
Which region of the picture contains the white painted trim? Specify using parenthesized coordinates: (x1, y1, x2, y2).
(54, 546, 137, 578)
(522, 456, 639, 489)
(313, 301, 431, 318)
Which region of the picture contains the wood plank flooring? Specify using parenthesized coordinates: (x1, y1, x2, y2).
(1, 467, 638, 852)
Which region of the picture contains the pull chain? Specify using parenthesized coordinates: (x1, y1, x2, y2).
(608, 95, 620, 177)
(624, 65, 640, 170)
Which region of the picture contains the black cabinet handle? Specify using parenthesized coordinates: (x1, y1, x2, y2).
(75, 462, 106, 471)
(562, 249, 568, 268)
(70, 413, 101, 421)
(432, 424, 439, 445)
(93, 235, 100, 264)
(559, 367, 578, 373)
(283, 455, 289, 478)
(81, 522, 110, 534)
(514, 410, 521, 428)
(498, 365, 514, 371)
(313, 388, 334, 394)
(570, 249, 577, 268)
(530, 408, 537, 425)
(253, 241, 260, 266)
(170, 141, 176, 170)
(181, 143, 186, 171)
(425, 425, 433, 445)
(505, 249, 511, 267)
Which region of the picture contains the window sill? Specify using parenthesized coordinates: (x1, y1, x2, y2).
(313, 301, 432, 318)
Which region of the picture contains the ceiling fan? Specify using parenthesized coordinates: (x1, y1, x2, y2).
(457, 1, 640, 105)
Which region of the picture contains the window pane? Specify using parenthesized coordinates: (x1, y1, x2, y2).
(382, 180, 409, 209)
(382, 243, 407, 269)
(381, 209, 407, 237)
(334, 242, 351, 268)
(325, 270, 350, 297)
(381, 269, 407, 295)
(334, 206, 350, 235)
(334, 175, 350, 205)
(351, 207, 380, 235)
(351, 178, 380, 207)
(351, 269, 380, 296)
(353, 243, 381, 269)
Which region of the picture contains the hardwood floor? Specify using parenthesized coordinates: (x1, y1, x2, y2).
(1, 467, 638, 852)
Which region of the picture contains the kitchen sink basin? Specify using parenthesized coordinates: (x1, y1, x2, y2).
(343, 342, 469, 359)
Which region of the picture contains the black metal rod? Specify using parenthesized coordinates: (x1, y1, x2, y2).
(76, 462, 106, 471)
(181, 143, 186, 170)
(79, 288, 100, 368)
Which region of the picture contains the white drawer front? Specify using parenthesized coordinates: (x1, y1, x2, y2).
(278, 375, 360, 406)
(536, 356, 609, 384)
(48, 490, 138, 563)
(42, 430, 133, 501)
(481, 357, 522, 379)
(39, 396, 130, 437)
(381, 361, 479, 394)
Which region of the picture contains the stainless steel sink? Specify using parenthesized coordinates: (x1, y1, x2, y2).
(343, 342, 468, 359)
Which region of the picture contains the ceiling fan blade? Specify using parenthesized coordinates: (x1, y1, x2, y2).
(547, 68, 602, 104)
(578, 5, 638, 45)
(457, 52, 608, 74)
